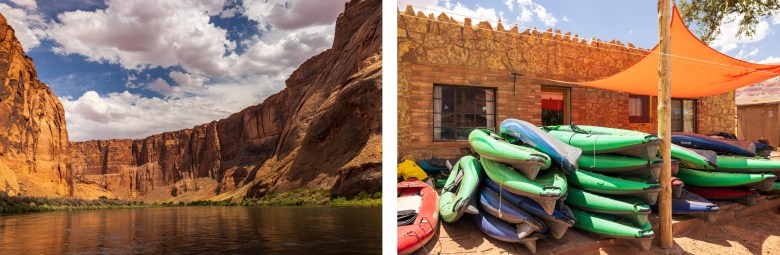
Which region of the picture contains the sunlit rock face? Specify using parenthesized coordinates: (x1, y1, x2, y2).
(0, 14, 71, 197)
(68, 0, 382, 201)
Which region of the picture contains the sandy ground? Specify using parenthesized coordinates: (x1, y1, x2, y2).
(412, 201, 780, 255)
(600, 208, 780, 255)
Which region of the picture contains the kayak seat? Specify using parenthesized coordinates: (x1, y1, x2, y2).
(397, 210, 418, 226)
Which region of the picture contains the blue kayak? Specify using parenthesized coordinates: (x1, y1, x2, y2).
(415, 158, 448, 174)
(754, 142, 774, 157)
(471, 212, 543, 253)
(479, 187, 547, 232)
(500, 119, 582, 174)
(483, 178, 575, 239)
(671, 132, 756, 157)
(650, 190, 719, 214)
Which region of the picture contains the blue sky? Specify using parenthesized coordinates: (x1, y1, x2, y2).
(0, 0, 344, 141)
(400, 0, 780, 63)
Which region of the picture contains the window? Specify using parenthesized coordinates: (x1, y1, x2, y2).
(671, 98, 696, 132)
(541, 86, 570, 126)
(629, 95, 650, 123)
(433, 85, 496, 141)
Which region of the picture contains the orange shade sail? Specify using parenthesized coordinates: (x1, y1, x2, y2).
(561, 6, 780, 98)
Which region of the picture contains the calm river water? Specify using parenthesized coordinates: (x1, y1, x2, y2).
(0, 206, 381, 254)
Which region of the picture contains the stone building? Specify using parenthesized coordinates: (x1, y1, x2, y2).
(397, 7, 736, 160)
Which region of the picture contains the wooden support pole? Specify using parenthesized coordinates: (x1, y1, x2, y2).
(657, 0, 673, 248)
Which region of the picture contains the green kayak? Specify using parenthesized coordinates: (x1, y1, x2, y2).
(439, 156, 483, 223)
(672, 144, 718, 170)
(766, 182, 780, 194)
(571, 208, 655, 251)
(676, 168, 777, 191)
(713, 155, 780, 173)
(560, 125, 716, 169)
(578, 154, 661, 180)
(566, 187, 650, 227)
(544, 125, 660, 160)
(568, 169, 661, 205)
(481, 157, 567, 214)
(469, 129, 552, 180)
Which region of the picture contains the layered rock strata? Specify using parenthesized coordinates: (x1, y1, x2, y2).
(69, 0, 382, 201)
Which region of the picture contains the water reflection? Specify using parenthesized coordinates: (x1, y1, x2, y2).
(0, 206, 381, 254)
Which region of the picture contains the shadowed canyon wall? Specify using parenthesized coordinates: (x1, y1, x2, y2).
(68, 0, 382, 201)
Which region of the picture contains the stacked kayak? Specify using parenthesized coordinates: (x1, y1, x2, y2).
(713, 155, 780, 173)
(571, 208, 655, 251)
(566, 187, 651, 227)
(478, 188, 547, 234)
(543, 125, 660, 160)
(568, 169, 660, 205)
(398, 180, 440, 255)
(481, 157, 567, 214)
(671, 132, 756, 157)
(538, 124, 670, 250)
(685, 186, 760, 206)
(578, 154, 662, 180)
(672, 145, 718, 170)
(667, 133, 780, 205)
(649, 190, 720, 222)
(500, 119, 583, 174)
(439, 156, 483, 223)
(469, 129, 552, 180)
(676, 168, 777, 191)
(483, 178, 575, 239)
(471, 212, 544, 253)
(433, 128, 573, 253)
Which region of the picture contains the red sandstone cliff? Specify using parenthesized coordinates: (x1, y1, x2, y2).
(68, 0, 382, 201)
(0, 14, 71, 197)
(736, 76, 780, 105)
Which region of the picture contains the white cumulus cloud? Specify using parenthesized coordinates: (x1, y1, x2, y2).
(61, 75, 283, 141)
(242, 0, 344, 31)
(48, 0, 233, 77)
(758, 56, 780, 64)
(10, 0, 36, 10)
(0, 3, 47, 50)
(45, 0, 342, 140)
(710, 13, 771, 54)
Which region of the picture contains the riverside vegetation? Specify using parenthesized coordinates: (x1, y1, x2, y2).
(1, 189, 381, 215)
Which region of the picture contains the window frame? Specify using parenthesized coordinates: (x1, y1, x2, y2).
(540, 86, 571, 126)
(671, 98, 697, 133)
(628, 95, 651, 123)
(432, 84, 497, 142)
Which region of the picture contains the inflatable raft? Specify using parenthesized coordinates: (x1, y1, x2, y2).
(500, 119, 582, 174)
(469, 129, 551, 180)
(439, 156, 482, 223)
(397, 180, 439, 255)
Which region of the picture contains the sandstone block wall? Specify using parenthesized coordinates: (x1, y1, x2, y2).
(397, 6, 736, 159)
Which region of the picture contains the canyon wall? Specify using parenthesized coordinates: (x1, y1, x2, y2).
(69, 0, 382, 201)
(0, 14, 71, 197)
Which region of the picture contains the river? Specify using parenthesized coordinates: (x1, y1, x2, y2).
(0, 206, 381, 254)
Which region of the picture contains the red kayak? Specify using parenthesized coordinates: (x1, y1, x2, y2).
(397, 179, 439, 255)
(685, 186, 759, 206)
(672, 177, 684, 198)
(671, 159, 680, 176)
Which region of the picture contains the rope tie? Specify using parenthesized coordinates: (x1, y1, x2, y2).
(419, 217, 443, 255)
(591, 134, 600, 168)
